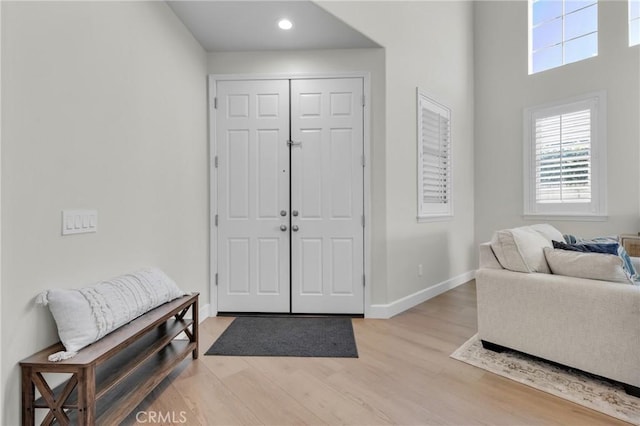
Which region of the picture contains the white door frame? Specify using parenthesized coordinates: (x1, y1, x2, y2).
(208, 72, 372, 317)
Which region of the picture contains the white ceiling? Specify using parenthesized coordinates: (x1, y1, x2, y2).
(167, 1, 380, 52)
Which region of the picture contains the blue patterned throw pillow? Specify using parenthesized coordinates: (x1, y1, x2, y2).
(552, 240, 619, 255)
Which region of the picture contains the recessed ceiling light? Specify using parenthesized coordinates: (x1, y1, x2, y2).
(278, 19, 293, 30)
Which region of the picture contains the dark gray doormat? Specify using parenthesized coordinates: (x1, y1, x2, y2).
(205, 317, 358, 358)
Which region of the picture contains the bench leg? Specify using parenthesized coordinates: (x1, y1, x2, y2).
(77, 366, 96, 425)
(192, 298, 199, 359)
(21, 366, 35, 426)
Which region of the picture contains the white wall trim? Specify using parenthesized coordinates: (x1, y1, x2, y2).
(198, 303, 211, 322)
(209, 71, 372, 82)
(207, 75, 218, 318)
(208, 72, 372, 316)
(523, 91, 607, 218)
(0, 2, 4, 422)
(367, 271, 475, 319)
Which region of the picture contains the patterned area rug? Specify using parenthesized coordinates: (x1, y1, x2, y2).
(451, 334, 640, 424)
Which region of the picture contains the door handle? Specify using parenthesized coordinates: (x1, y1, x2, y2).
(280, 225, 287, 232)
(292, 225, 299, 232)
(280, 210, 287, 217)
(292, 210, 299, 217)
(287, 140, 302, 147)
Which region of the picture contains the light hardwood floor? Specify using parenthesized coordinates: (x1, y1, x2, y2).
(125, 281, 628, 425)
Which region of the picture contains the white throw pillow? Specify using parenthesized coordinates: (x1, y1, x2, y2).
(490, 225, 561, 273)
(529, 223, 564, 243)
(36, 267, 186, 361)
(543, 247, 631, 283)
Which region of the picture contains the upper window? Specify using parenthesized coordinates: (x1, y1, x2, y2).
(529, 0, 598, 74)
(417, 90, 452, 221)
(631, 0, 640, 46)
(523, 91, 607, 219)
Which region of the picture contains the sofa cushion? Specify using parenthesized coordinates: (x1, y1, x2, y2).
(36, 267, 186, 361)
(562, 234, 638, 282)
(490, 225, 562, 273)
(529, 223, 565, 243)
(543, 247, 631, 283)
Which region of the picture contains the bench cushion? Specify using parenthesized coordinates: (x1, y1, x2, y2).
(37, 267, 186, 361)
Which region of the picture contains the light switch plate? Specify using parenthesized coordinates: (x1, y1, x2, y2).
(62, 210, 97, 235)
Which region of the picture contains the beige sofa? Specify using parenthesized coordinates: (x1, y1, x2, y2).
(476, 225, 640, 397)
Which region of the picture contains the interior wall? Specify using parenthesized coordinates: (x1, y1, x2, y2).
(317, 1, 476, 303)
(207, 48, 388, 305)
(1, 2, 207, 424)
(474, 0, 640, 244)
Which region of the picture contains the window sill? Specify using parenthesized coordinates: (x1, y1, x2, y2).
(417, 215, 453, 223)
(522, 214, 608, 222)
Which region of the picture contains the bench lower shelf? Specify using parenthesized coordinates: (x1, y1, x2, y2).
(20, 293, 199, 426)
(80, 340, 196, 425)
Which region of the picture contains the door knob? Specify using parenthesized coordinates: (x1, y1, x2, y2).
(292, 210, 299, 217)
(280, 225, 287, 232)
(280, 210, 287, 217)
(292, 225, 299, 232)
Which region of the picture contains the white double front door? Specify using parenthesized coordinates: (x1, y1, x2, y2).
(215, 77, 364, 314)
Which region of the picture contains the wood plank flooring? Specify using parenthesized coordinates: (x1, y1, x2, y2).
(124, 281, 628, 425)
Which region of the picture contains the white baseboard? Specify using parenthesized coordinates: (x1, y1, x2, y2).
(367, 270, 475, 319)
(198, 303, 210, 323)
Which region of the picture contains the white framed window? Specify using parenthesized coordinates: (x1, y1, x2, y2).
(523, 91, 607, 220)
(417, 90, 452, 222)
(631, 0, 640, 46)
(529, 0, 598, 74)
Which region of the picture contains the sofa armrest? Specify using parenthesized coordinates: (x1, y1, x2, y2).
(479, 242, 503, 269)
(476, 268, 640, 387)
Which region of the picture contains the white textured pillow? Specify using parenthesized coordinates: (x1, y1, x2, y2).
(37, 267, 186, 361)
(490, 226, 555, 273)
(529, 223, 564, 243)
(543, 247, 631, 283)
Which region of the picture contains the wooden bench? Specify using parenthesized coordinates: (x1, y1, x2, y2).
(20, 293, 199, 425)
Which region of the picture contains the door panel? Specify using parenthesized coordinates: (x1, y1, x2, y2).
(290, 78, 364, 314)
(216, 77, 364, 314)
(217, 80, 290, 312)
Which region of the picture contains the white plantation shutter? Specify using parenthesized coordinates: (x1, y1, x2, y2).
(535, 109, 591, 203)
(524, 92, 606, 218)
(417, 91, 452, 220)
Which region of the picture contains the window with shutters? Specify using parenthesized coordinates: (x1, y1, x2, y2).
(523, 91, 607, 219)
(529, 0, 598, 74)
(631, 0, 640, 46)
(417, 90, 452, 221)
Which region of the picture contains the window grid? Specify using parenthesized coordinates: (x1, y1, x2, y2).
(530, 0, 598, 74)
